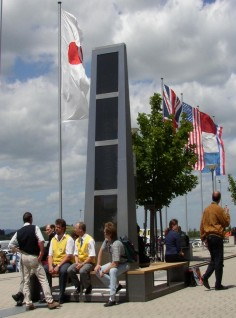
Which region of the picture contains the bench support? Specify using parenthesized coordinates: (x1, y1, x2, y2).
(127, 263, 188, 302)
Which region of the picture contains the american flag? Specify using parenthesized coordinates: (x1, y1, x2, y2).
(163, 84, 182, 128)
(182, 102, 204, 170)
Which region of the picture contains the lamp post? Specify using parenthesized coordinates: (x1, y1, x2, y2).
(207, 164, 217, 193)
(79, 209, 83, 221)
(218, 180, 222, 206)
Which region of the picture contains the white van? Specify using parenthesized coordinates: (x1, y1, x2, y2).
(139, 229, 150, 244)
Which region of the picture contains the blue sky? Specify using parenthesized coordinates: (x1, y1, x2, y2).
(0, 0, 236, 232)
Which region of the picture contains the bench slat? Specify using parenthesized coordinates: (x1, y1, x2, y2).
(127, 261, 188, 274)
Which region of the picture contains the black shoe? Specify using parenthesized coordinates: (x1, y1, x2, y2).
(59, 295, 65, 304)
(85, 285, 92, 294)
(215, 285, 228, 290)
(116, 284, 122, 293)
(12, 292, 24, 302)
(104, 300, 116, 307)
(16, 300, 23, 307)
(202, 276, 210, 290)
(72, 288, 80, 295)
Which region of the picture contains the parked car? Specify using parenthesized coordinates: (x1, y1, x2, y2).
(191, 239, 203, 248)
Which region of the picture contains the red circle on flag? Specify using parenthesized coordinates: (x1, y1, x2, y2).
(68, 42, 82, 65)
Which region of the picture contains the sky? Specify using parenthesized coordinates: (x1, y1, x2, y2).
(0, 0, 236, 232)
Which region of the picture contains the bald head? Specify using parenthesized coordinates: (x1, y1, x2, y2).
(212, 191, 221, 203)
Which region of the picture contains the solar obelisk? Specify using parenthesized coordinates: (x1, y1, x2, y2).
(84, 43, 137, 249)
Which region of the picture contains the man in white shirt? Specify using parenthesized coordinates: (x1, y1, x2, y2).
(9, 212, 60, 311)
(67, 222, 96, 295)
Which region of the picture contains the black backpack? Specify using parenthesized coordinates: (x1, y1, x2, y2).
(119, 236, 138, 263)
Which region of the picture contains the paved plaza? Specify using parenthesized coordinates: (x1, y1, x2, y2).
(0, 244, 236, 318)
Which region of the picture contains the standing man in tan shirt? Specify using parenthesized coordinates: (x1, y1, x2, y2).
(200, 191, 230, 290)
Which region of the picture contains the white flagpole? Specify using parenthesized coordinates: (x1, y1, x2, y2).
(161, 77, 164, 117)
(197, 106, 204, 214)
(181, 93, 188, 234)
(0, 0, 3, 76)
(58, 1, 62, 218)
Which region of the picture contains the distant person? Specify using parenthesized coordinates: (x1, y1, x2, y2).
(8, 212, 60, 310)
(137, 225, 150, 267)
(0, 250, 8, 273)
(200, 191, 230, 290)
(41, 224, 55, 265)
(178, 226, 189, 248)
(7, 252, 21, 272)
(164, 219, 186, 262)
(94, 222, 130, 307)
(67, 222, 96, 295)
(44, 218, 74, 304)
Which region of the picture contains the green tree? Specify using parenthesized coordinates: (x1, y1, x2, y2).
(227, 174, 236, 204)
(132, 93, 198, 258)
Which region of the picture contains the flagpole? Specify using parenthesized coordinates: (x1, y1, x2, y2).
(161, 77, 164, 117)
(58, 1, 63, 219)
(0, 0, 3, 76)
(196, 106, 204, 213)
(181, 92, 188, 234)
(161, 78, 169, 230)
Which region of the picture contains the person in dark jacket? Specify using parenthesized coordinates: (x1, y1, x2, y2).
(164, 219, 186, 262)
(41, 224, 55, 265)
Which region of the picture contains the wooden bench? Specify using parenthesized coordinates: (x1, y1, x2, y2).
(126, 261, 188, 301)
(52, 261, 188, 302)
(87, 261, 188, 302)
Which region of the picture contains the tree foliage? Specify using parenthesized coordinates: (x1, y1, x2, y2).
(227, 174, 236, 205)
(132, 93, 198, 210)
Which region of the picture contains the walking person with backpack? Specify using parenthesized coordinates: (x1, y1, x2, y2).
(94, 222, 130, 307)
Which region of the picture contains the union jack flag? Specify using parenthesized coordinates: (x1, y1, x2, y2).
(163, 84, 182, 128)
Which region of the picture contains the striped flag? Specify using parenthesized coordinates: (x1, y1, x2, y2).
(182, 103, 204, 170)
(201, 111, 225, 176)
(216, 126, 225, 175)
(163, 84, 182, 128)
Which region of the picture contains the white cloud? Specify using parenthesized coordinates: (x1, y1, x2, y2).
(0, 0, 236, 231)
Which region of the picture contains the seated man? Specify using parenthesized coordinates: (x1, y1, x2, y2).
(94, 222, 130, 307)
(44, 218, 74, 304)
(67, 222, 96, 295)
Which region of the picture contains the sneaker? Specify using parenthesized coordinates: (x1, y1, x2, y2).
(202, 276, 210, 290)
(48, 301, 60, 310)
(26, 304, 36, 311)
(116, 284, 122, 293)
(215, 285, 228, 290)
(72, 288, 80, 295)
(104, 300, 116, 307)
(85, 285, 92, 295)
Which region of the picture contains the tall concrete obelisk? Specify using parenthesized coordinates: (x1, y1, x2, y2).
(84, 43, 137, 249)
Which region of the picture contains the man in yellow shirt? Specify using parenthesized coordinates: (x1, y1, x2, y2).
(44, 219, 74, 304)
(67, 222, 96, 295)
(200, 191, 230, 291)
